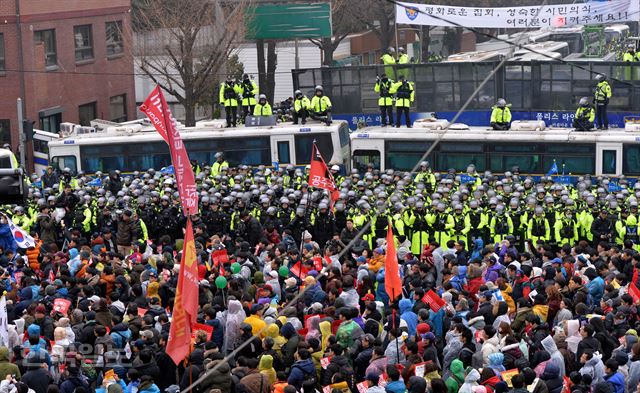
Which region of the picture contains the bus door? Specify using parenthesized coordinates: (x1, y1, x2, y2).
(596, 143, 622, 176)
(271, 135, 295, 166)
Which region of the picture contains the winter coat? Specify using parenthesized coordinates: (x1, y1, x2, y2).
(580, 352, 606, 386)
(604, 372, 625, 393)
(541, 362, 563, 393)
(0, 347, 20, 380)
(628, 357, 640, 393)
(482, 335, 501, 367)
(400, 299, 418, 337)
(445, 359, 465, 393)
(288, 358, 316, 391)
(116, 218, 137, 246)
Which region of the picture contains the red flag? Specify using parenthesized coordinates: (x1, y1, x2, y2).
(139, 86, 198, 215)
(48, 269, 55, 284)
(422, 290, 446, 312)
(309, 142, 339, 202)
(630, 283, 640, 304)
(384, 223, 402, 301)
(166, 218, 200, 364)
(633, 267, 638, 286)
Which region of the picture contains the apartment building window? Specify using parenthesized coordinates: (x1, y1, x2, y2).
(74, 25, 94, 62)
(106, 21, 123, 57)
(78, 102, 97, 126)
(0, 34, 5, 72)
(110, 94, 127, 122)
(0, 120, 10, 144)
(34, 29, 57, 67)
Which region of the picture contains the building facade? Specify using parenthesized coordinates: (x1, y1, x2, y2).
(0, 0, 135, 149)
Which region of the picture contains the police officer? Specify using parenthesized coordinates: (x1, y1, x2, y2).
(390, 75, 414, 128)
(594, 74, 611, 130)
(623, 45, 636, 62)
(490, 98, 511, 130)
(240, 74, 258, 122)
(219, 77, 241, 127)
(253, 94, 273, 116)
(310, 85, 332, 125)
(573, 97, 595, 131)
(211, 153, 229, 177)
(292, 90, 310, 125)
(397, 47, 409, 80)
(374, 74, 394, 127)
(381, 47, 396, 80)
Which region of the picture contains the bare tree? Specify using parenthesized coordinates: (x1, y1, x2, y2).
(309, 0, 363, 66)
(133, 0, 249, 126)
(353, 1, 396, 52)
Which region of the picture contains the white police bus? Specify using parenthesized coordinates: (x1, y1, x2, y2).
(33, 129, 60, 175)
(350, 120, 640, 177)
(47, 120, 351, 174)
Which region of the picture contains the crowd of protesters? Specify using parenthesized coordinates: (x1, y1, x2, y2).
(0, 158, 639, 393)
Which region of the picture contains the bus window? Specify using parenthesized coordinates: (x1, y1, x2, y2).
(51, 156, 77, 174)
(277, 141, 291, 164)
(385, 140, 432, 171)
(544, 144, 595, 174)
(295, 133, 334, 165)
(624, 145, 640, 175)
(490, 154, 539, 173)
(81, 146, 125, 173)
(338, 123, 350, 148)
(436, 154, 485, 172)
(353, 150, 380, 172)
(224, 137, 270, 166)
(602, 150, 617, 175)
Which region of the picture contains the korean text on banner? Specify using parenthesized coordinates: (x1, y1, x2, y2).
(139, 86, 198, 216)
(396, 0, 639, 29)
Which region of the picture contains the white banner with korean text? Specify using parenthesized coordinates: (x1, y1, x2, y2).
(396, 0, 639, 29)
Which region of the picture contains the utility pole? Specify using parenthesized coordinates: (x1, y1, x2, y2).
(17, 98, 25, 169)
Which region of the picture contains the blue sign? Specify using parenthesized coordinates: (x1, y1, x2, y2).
(337, 110, 636, 130)
(460, 174, 476, 184)
(63, 140, 75, 145)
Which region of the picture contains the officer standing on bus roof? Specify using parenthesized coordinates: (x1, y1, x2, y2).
(397, 47, 409, 80)
(240, 74, 258, 123)
(573, 97, 595, 132)
(390, 75, 414, 128)
(381, 47, 396, 80)
(219, 77, 242, 128)
(490, 98, 511, 130)
(594, 74, 611, 130)
(374, 74, 394, 127)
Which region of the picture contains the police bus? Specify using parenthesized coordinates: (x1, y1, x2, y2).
(47, 120, 351, 174)
(33, 129, 60, 175)
(350, 120, 640, 177)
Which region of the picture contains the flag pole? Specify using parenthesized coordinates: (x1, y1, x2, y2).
(392, 289, 400, 365)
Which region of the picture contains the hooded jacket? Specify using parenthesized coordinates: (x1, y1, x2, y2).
(288, 358, 316, 390)
(400, 298, 418, 337)
(0, 347, 20, 380)
(459, 369, 481, 393)
(542, 335, 566, 378)
(580, 351, 606, 385)
(542, 362, 563, 393)
(446, 359, 465, 393)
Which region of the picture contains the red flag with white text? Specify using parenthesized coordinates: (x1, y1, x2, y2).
(166, 218, 200, 364)
(139, 86, 198, 215)
(308, 142, 339, 202)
